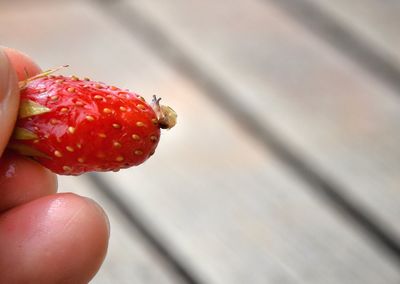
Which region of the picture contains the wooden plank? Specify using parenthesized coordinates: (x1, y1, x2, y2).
(120, 0, 400, 239)
(265, 0, 400, 102)
(58, 176, 183, 284)
(308, 0, 400, 64)
(1, 1, 400, 283)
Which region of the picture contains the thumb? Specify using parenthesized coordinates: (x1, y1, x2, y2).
(0, 48, 19, 157)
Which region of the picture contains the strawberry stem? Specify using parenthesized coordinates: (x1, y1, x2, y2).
(19, 65, 69, 89)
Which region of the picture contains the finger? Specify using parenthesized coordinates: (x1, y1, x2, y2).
(0, 48, 19, 157)
(0, 47, 57, 206)
(2, 47, 42, 79)
(0, 152, 57, 212)
(0, 46, 42, 154)
(0, 193, 109, 284)
(0, 47, 42, 155)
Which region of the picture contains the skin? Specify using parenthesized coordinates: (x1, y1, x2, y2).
(0, 47, 109, 283)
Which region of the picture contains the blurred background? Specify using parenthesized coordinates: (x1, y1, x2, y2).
(2, 0, 400, 283)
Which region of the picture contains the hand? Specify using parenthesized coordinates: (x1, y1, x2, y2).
(0, 47, 109, 283)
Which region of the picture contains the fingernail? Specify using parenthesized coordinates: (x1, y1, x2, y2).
(0, 47, 19, 156)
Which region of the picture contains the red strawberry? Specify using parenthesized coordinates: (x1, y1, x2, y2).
(8, 70, 177, 175)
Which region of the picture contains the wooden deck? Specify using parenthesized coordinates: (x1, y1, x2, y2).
(2, 0, 400, 283)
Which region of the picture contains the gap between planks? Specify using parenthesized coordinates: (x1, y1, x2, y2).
(265, 0, 400, 97)
(58, 176, 187, 284)
(88, 173, 205, 284)
(93, 0, 400, 267)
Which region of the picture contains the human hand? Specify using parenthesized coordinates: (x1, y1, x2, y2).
(0, 47, 109, 283)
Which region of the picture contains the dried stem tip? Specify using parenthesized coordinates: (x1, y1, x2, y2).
(151, 95, 177, 129)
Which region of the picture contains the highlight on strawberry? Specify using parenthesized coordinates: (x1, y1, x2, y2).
(8, 67, 177, 175)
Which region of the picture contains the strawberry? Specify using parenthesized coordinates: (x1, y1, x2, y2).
(8, 69, 177, 175)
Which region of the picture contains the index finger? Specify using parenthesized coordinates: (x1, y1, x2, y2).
(0, 48, 19, 157)
(0, 47, 57, 211)
(0, 47, 42, 156)
(3, 47, 42, 80)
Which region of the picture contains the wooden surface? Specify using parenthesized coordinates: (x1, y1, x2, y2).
(1, 0, 400, 283)
(126, 0, 400, 236)
(313, 0, 400, 63)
